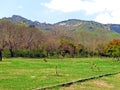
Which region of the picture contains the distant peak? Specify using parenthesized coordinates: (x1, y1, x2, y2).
(12, 15, 21, 17)
(11, 15, 26, 20)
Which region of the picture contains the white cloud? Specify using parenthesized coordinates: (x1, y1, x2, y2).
(95, 10, 120, 24)
(42, 0, 110, 13)
(94, 12, 113, 24)
(43, 0, 85, 13)
(43, 0, 120, 24)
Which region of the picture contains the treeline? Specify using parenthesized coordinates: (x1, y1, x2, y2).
(0, 20, 120, 61)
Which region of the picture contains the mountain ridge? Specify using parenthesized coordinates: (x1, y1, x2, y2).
(3, 15, 55, 30)
(2, 15, 120, 33)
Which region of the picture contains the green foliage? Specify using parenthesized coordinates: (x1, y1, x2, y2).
(90, 61, 100, 72)
(104, 39, 120, 58)
(13, 49, 46, 58)
(2, 50, 10, 57)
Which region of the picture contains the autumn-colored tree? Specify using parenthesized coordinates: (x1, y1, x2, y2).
(104, 39, 120, 60)
(95, 40, 105, 57)
(15, 24, 44, 57)
(76, 43, 84, 56)
(58, 37, 76, 57)
(0, 19, 119, 59)
(0, 20, 9, 60)
(0, 19, 44, 58)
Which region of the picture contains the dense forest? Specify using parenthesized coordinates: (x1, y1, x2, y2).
(0, 19, 120, 61)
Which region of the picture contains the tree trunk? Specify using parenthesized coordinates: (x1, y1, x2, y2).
(0, 50, 2, 61)
(9, 48, 14, 57)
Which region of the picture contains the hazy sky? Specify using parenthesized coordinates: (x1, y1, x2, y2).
(0, 0, 120, 24)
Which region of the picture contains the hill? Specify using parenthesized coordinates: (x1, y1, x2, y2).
(0, 16, 120, 58)
(3, 15, 55, 30)
(2, 15, 120, 34)
(107, 24, 120, 33)
(55, 19, 120, 44)
(55, 19, 109, 31)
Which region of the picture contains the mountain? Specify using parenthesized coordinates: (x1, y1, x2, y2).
(1, 15, 120, 48)
(2, 15, 120, 34)
(56, 19, 120, 34)
(56, 19, 120, 41)
(3, 15, 55, 30)
(55, 19, 110, 31)
(107, 24, 120, 33)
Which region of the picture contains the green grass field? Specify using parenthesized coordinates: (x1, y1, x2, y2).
(0, 58, 120, 90)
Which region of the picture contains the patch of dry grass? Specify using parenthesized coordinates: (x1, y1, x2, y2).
(60, 74, 120, 90)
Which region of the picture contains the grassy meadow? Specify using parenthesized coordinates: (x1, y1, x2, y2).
(0, 58, 120, 90)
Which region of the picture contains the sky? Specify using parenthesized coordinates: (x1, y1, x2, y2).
(0, 0, 120, 24)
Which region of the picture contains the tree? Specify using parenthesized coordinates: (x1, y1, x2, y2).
(15, 24, 44, 57)
(76, 43, 85, 56)
(0, 40, 6, 61)
(0, 20, 8, 60)
(5, 21, 18, 57)
(58, 37, 76, 57)
(0, 19, 44, 58)
(95, 40, 105, 57)
(104, 39, 120, 60)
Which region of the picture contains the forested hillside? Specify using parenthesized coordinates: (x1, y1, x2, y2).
(0, 16, 120, 61)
